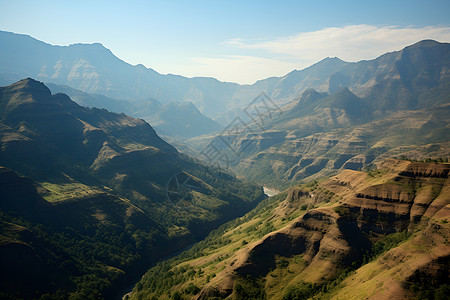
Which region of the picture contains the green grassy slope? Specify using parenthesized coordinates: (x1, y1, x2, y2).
(130, 160, 450, 300)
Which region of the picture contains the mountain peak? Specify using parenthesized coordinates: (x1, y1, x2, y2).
(14, 77, 43, 85)
(64, 42, 121, 62)
(322, 56, 345, 62)
(135, 63, 147, 69)
(293, 88, 327, 111)
(409, 39, 442, 48)
(7, 78, 51, 96)
(314, 56, 348, 66)
(328, 86, 360, 103)
(300, 88, 321, 98)
(69, 42, 107, 49)
(288, 56, 350, 76)
(335, 86, 352, 95)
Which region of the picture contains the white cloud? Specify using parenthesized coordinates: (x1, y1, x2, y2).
(188, 25, 450, 84)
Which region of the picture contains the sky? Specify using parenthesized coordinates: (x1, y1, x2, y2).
(1, 0, 450, 84)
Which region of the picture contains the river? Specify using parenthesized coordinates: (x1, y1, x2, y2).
(263, 186, 281, 197)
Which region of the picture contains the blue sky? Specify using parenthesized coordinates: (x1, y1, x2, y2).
(1, 0, 450, 83)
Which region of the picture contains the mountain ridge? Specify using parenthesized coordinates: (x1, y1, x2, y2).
(2, 30, 449, 122)
(45, 82, 223, 139)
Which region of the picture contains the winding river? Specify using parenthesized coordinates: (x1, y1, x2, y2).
(263, 186, 281, 197)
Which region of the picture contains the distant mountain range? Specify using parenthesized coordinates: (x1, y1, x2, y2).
(1, 30, 447, 123)
(0, 30, 242, 119)
(183, 40, 450, 188)
(46, 83, 222, 139)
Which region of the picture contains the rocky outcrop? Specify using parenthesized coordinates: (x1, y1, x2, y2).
(233, 208, 370, 278)
(341, 161, 449, 234)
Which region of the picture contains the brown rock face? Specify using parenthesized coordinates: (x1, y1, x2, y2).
(400, 162, 450, 178)
(341, 161, 449, 234)
(233, 208, 370, 279)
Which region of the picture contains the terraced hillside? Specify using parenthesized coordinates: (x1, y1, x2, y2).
(234, 103, 450, 188)
(130, 159, 450, 300)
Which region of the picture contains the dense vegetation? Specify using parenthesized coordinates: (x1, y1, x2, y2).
(0, 210, 161, 299)
(0, 167, 264, 299)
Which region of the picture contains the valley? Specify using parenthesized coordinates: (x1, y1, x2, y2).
(0, 79, 264, 299)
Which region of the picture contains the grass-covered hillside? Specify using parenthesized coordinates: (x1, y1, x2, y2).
(0, 79, 264, 299)
(130, 159, 450, 300)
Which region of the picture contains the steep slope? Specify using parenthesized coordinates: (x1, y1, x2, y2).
(0, 79, 264, 298)
(0, 166, 168, 299)
(130, 159, 450, 300)
(0, 78, 264, 236)
(0, 78, 174, 177)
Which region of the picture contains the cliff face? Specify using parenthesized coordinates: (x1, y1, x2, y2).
(337, 160, 449, 233)
(232, 208, 370, 277)
(196, 160, 449, 299)
(333, 207, 450, 299)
